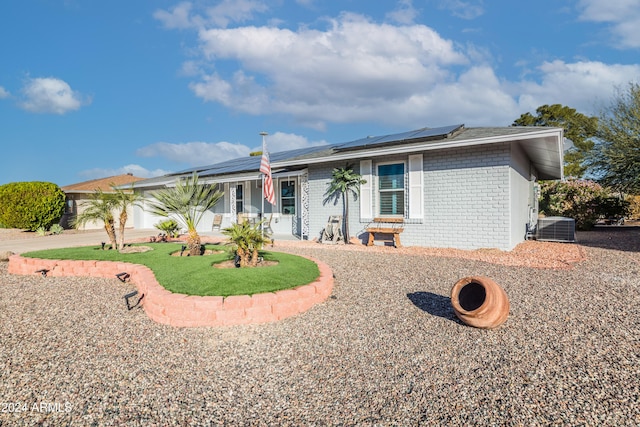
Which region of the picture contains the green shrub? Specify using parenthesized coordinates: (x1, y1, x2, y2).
(539, 179, 629, 230)
(0, 182, 66, 231)
(154, 219, 181, 237)
(49, 224, 64, 235)
(598, 197, 630, 221)
(35, 226, 47, 236)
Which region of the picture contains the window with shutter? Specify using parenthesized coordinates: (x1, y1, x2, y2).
(377, 163, 405, 216)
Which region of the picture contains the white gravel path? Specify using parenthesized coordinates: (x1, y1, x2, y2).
(0, 227, 639, 426)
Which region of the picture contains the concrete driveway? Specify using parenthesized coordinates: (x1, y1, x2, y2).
(0, 228, 158, 254)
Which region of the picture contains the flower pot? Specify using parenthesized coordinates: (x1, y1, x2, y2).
(450, 276, 509, 329)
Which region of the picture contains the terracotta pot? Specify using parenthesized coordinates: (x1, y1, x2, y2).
(450, 276, 510, 329)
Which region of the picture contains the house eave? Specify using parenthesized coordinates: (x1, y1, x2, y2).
(272, 127, 564, 180)
(130, 127, 564, 189)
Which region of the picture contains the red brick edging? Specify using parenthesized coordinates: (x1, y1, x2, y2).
(7, 254, 334, 327)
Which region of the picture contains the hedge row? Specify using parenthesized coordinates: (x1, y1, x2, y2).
(0, 182, 65, 231)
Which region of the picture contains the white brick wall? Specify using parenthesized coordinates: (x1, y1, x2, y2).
(307, 163, 354, 241)
(409, 143, 512, 249)
(307, 143, 520, 250)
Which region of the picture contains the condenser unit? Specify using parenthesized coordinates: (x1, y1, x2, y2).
(536, 217, 576, 243)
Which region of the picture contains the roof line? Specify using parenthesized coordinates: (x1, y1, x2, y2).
(273, 127, 564, 167)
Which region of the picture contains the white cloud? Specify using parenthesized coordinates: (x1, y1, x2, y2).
(413, 66, 519, 126)
(154, 0, 268, 29)
(386, 0, 419, 25)
(0, 86, 9, 98)
(79, 164, 170, 180)
(136, 141, 251, 166)
(438, 0, 485, 20)
(191, 13, 468, 128)
(204, 0, 268, 28)
(158, 3, 639, 130)
(134, 133, 327, 168)
(154, 2, 196, 29)
(515, 60, 640, 116)
(19, 77, 89, 114)
(578, 0, 640, 48)
(264, 131, 328, 153)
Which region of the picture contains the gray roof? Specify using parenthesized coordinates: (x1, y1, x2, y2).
(132, 124, 563, 189)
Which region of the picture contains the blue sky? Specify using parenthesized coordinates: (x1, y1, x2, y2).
(1, 0, 639, 186)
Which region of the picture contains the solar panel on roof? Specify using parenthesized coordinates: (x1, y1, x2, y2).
(369, 129, 424, 144)
(335, 124, 464, 151)
(411, 124, 463, 139)
(172, 144, 333, 178)
(169, 165, 214, 176)
(270, 144, 332, 161)
(198, 157, 261, 176)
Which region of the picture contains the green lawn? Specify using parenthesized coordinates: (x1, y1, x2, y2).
(22, 243, 320, 297)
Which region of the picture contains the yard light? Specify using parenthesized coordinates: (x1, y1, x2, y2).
(124, 290, 144, 310)
(115, 272, 130, 282)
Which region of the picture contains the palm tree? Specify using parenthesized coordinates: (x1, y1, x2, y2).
(248, 219, 271, 266)
(222, 219, 271, 267)
(111, 185, 144, 251)
(72, 189, 118, 249)
(222, 220, 252, 267)
(146, 173, 223, 256)
(323, 163, 366, 243)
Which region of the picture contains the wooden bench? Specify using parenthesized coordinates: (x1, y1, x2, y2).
(366, 217, 404, 248)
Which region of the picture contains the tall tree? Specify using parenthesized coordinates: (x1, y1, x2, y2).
(588, 82, 640, 193)
(323, 164, 366, 243)
(146, 173, 223, 256)
(111, 185, 144, 251)
(72, 189, 118, 249)
(513, 104, 598, 177)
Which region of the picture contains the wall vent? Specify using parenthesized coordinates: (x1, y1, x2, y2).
(536, 217, 576, 243)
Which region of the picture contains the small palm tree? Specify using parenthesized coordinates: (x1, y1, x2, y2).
(248, 219, 271, 266)
(146, 173, 223, 256)
(222, 219, 271, 267)
(111, 185, 144, 251)
(323, 163, 366, 243)
(72, 189, 118, 249)
(222, 221, 252, 267)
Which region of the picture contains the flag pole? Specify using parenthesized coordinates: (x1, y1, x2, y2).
(260, 131, 268, 239)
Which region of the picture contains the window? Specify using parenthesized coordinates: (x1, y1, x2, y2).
(65, 199, 74, 214)
(378, 163, 404, 216)
(280, 180, 295, 215)
(235, 184, 244, 213)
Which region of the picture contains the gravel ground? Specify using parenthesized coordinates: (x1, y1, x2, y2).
(1, 227, 639, 426)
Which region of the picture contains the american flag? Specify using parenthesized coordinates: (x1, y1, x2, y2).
(260, 140, 276, 206)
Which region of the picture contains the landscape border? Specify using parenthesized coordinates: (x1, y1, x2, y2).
(8, 254, 334, 327)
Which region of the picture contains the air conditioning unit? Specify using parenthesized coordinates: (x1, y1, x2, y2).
(536, 217, 576, 243)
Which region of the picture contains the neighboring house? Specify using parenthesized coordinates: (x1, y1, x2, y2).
(60, 173, 145, 230)
(131, 124, 564, 250)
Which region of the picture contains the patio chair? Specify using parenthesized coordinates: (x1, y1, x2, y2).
(212, 214, 223, 231)
(237, 213, 248, 224)
(262, 213, 274, 235)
